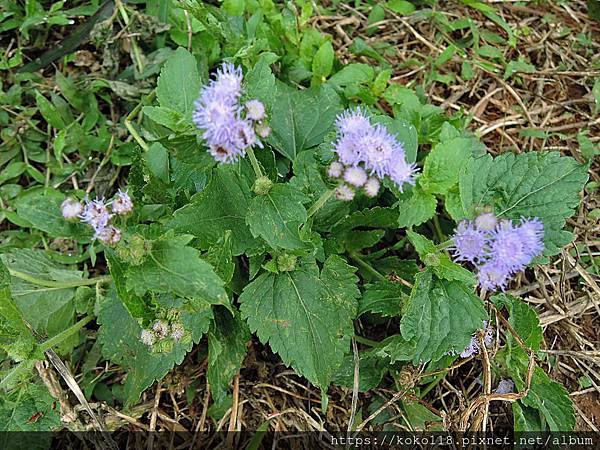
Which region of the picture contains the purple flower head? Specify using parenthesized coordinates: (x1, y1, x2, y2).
(245, 99, 266, 121)
(388, 158, 417, 191)
(344, 166, 368, 187)
(255, 123, 271, 138)
(170, 324, 185, 341)
(452, 221, 489, 263)
(495, 379, 515, 394)
(80, 198, 111, 232)
(360, 124, 399, 178)
(334, 133, 363, 166)
(140, 329, 155, 346)
(475, 212, 498, 231)
(232, 119, 259, 149)
(364, 178, 380, 198)
(518, 217, 544, 259)
(111, 189, 133, 215)
(212, 63, 243, 101)
(489, 220, 530, 273)
(335, 184, 355, 201)
(327, 161, 344, 178)
(335, 107, 371, 136)
(95, 225, 121, 246)
(61, 198, 83, 220)
(477, 260, 512, 291)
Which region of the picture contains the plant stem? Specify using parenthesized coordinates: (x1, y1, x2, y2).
(436, 239, 453, 251)
(419, 372, 446, 398)
(40, 316, 94, 352)
(354, 335, 379, 347)
(348, 251, 387, 283)
(246, 147, 263, 178)
(432, 214, 445, 243)
(8, 269, 111, 289)
(123, 90, 156, 151)
(307, 189, 335, 218)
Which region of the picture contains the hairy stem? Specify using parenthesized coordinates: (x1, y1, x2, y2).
(40, 316, 94, 352)
(307, 189, 335, 218)
(348, 251, 387, 283)
(246, 147, 263, 178)
(8, 269, 111, 289)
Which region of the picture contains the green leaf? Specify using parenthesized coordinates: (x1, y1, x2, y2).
(97, 287, 213, 405)
(267, 83, 343, 160)
(0, 384, 60, 433)
(124, 231, 229, 309)
(331, 349, 388, 392)
(311, 41, 334, 86)
(385, 0, 416, 14)
(35, 91, 66, 130)
(143, 106, 193, 132)
(407, 230, 476, 286)
(397, 185, 437, 228)
(374, 334, 417, 363)
(1, 249, 81, 343)
(359, 281, 406, 317)
(203, 231, 235, 284)
(401, 398, 443, 431)
(504, 58, 536, 79)
(492, 294, 542, 351)
(239, 256, 359, 390)
(167, 165, 259, 255)
(459, 152, 589, 256)
(13, 188, 90, 240)
(156, 47, 202, 119)
(207, 308, 250, 416)
(400, 271, 487, 363)
(328, 63, 374, 89)
(421, 137, 473, 195)
(246, 184, 308, 250)
(593, 77, 600, 114)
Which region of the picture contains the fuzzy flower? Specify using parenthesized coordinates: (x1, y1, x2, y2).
(61, 198, 83, 221)
(95, 225, 122, 246)
(477, 260, 512, 291)
(111, 189, 133, 215)
(328, 161, 344, 178)
(335, 107, 371, 136)
(359, 125, 400, 178)
(193, 63, 265, 164)
(452, 221, 489, 264)
(335, 184, 355, 201)
(152, 320, 169, 339)
(255, 123, 271, 138)
(344, 166, 368, 187)
(245, 99, 266, 121)
(334, 133, 363, 167)
(170, 324, 185, 341)
(495, 379, 515, 394)
(364, 178, 380, 198)
(80, 198, 111, 232)
(460, 321, 494, 358)
(388, 158, 417, 191)
(140, 329, 155, 346)
(518, 217, 544, 259)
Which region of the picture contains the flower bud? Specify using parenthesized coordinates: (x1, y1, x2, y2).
(61, 198, 83, 221)
(253, 176, 273, 195)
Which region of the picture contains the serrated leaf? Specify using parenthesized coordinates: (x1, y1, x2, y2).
(167, 165, 260, 255)
(397, 185, 437, 228)
(374, 334, 417, 363)
(331, 349, 388, 392)
(156, 47, 202, 119)
(239, 256, 359, 390)
(359, 281, 406, 317)
(143, 106, 192, 132)
(0, 384, 60, 434)
(421, 137, 473, 195)
(459, 152, 589, 256)
(1, 249, 81, 344)
(203, 231, 235, 284)
(267, 83, 343, 160)
(400, 271, 487, 363)
(246, 184, 308, 250)
(124, 232, 229, 309)
(97, 287, 213, 405)
(207, 308, 249, 417)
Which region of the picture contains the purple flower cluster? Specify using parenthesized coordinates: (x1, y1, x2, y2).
(61, 189, 133, 246)
(495, 379, 515, 394)
(192, 63, 269, 164)
(451, 213, 545, 291)
(328, 107, 417, 201)
(140, 320, 186, 347)
(460, 321, 494, 358)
